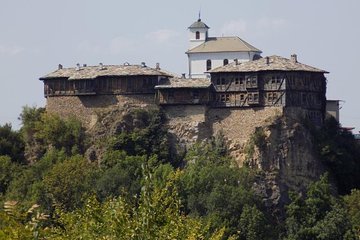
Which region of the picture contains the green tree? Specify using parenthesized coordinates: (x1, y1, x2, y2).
(0, 156, 20, 197)
(344, 189, 360, 239)
(5, 149, 67, 211)
(239, 204, 268, 240)
(0, 201, 49, 240)
(180, 140, 259, 237)
(96, 152, 145, 200)
(284, 174, 355, 240)
(314, 117, 360, 194)
(43, 155, 98, 211)
(0, 123, 25, 163)
(108, 109, 172, 165)
(34, 114, 86, 155)
(18, 106, 44, 143)
(48, 169, 228, 240)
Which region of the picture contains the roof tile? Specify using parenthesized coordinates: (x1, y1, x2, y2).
(209, 55, 328, 73)
(187, 37, 261, 53)
(40, 64, 171, 80)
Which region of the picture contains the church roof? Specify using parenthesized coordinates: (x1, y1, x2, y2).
(155, 78, 211, 89)
(186, 36, 262, 54)
(40, 64, 171, 80)
(209, 55, 328, 73)
(188, 19, 210, 29)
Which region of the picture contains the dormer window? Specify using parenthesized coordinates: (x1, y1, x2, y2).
(196, 31, 200, 39)
(223, 59, 229, 66)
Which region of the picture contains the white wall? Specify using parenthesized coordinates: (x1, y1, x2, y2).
(188, 51, 257, 78)
(188, 28, 207, 49)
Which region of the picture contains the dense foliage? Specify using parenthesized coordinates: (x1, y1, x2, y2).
(0, 107, 359, 239)
(314, 117, 360, 194)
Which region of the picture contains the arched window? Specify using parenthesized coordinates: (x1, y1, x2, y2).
(206, 59, 212, 71)
(223, 59, 229, 66)
(195, 31, 200, 39)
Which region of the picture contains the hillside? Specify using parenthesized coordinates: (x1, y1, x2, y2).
(0, 106, 360, 239)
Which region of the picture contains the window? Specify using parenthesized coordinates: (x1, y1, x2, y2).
(220, 94, 230, 102)
(223, 59, 229, 66)
(193, 90, 199, 99)
(240, 78, 244, 85)
(206, 59, 212, 71)
(195, 31, 200, 39)
(235, 78, 239, 84)
(220, 94, 226, 102)
(251, 77, 257, 86)
(221, 78, 226, 85)
(268, 92, 279, 103)
(271, 76, 276, 84)
(248, 92, 259, 104)
(246, 77, 251, 85)
(240, 94, 245, 101)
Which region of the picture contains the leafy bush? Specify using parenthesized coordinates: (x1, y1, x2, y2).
(108, 109, 172, 165)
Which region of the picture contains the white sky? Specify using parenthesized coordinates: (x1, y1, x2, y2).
(0, 0, 359, 131)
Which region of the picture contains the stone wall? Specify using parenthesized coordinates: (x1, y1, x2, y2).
(46, 94, 156, 129)
(207, 107, 283, 162)
(162, 105, 210, 148)
(161, 105, 283, 163)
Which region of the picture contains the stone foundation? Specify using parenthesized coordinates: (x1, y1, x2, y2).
(46, 94, 156, 128)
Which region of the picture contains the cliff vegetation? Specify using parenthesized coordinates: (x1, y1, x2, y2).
(0, 106, 360, 239)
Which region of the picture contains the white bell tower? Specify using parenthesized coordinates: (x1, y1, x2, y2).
(188, 18, 209, 50)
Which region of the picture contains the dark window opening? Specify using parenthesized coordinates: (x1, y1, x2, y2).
(240, 78, 244, 85)
(193, 90, 199, 99)
(196, 31, 200, 39)
(223, 59, 229, 66)
(206, 59, 212, 71)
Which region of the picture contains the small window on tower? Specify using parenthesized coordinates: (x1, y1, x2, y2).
(206, 59, 212, 71)
(196, 31, 200, 39)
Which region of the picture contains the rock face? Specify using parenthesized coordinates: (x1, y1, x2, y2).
(46, 96, 326, 210)
(249, 116, 325, 212)
(163, 105, 325, 209)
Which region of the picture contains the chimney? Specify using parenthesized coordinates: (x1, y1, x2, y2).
(181, 73, 186, 79)
(76, 63, 81, 71)
(156, 62, 160, 70)
(83, 64, 87, 67)
(234, 59, 238, 65)
(141, 62, 146, 68)
(99, 62, 104, 70)
(266, 56, 270, 65)
(291, 54, 298, 63)
(58, 64, 63, 70)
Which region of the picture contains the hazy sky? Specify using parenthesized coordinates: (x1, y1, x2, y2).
(1, 0, 359, 131)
